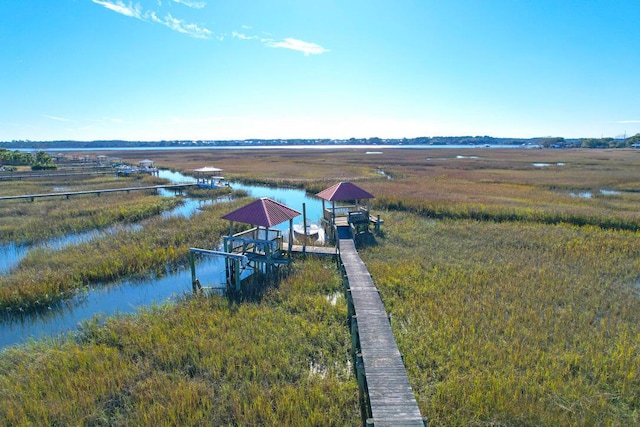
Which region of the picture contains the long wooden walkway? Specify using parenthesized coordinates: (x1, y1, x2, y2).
(0, 183, 198, 201)
(338, 230, 425, 426)
(0, 170, 114, 181)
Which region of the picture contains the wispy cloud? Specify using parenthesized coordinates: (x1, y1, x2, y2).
(266, 37, 329, 55)
(43, 115, 71, 122)
(92, 0, 211, 39)
(233, 31, 329, 56)
(232, 31, 257, 41)
(171, 0, 206, 9)
(149, 12, 212, 39)
(91, 2, 328, 53)
(617, 120, 640, 124)
(91, 0, 142, 19)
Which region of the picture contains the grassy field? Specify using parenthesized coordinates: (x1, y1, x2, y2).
(111, 147, 640, 227)
(0, 173, 182, 244)
(0, 259, 359, 426)
(0, 192, 241, 313)
(1, 147, 639, 425)
(362, 213, 640, 425)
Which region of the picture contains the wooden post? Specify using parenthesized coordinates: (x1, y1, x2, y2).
(331, 201, 336, 226)
(287, 218, 293, 258)
(350, 314, 359, 357)
(302, 202, 307, 254)
(234, 259, 241, 291)
(189, 250, 197, 292)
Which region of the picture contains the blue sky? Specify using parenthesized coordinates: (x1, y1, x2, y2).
(2, 0, 639, 141)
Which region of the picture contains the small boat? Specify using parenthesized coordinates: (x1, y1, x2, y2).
(293, 219, 321, 242)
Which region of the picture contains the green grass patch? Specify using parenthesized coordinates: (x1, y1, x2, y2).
(0, 259, 359, 426)
(361, 211, 640, 425)
(0, 198, 250, 313)
(0, 174, 181, 244)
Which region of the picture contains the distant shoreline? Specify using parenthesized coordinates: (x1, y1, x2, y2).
(10, 144, 529, 152)
(0, 136, 583, 151)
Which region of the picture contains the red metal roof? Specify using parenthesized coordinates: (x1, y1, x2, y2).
(316, 182, 375, 201)
(221, 197, 300, 227)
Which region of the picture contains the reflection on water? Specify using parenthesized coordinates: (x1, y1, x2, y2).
(0, 172, 325, 350)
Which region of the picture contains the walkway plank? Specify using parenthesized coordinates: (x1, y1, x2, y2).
(0, 183, 198, 201)
(339, 237, 425, 426)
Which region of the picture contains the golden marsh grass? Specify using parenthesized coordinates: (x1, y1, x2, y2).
(0, 259, 359, 425)
(1, 147, 639, 424)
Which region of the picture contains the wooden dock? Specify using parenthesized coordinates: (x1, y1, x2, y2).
(339, 231, 425, 426)
(0, 183, 198, 202)
(0, 170, 114, 181)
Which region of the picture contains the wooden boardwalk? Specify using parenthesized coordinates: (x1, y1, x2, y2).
(339, 232, 425, 426)
(0, 170, 114, 181)
(0, 183, 198, 201)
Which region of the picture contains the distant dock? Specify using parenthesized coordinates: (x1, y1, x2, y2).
(0, 183, 198, 202)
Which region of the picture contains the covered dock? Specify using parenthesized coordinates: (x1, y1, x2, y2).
(190, 197, 300, 293)
(192, 166, 227, 188)
(316, 181, 383, 242)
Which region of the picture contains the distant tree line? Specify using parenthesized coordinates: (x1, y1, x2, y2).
(580, 133, 640, 148)
(1, 134, 640, 150)
(0, 149, 57, 170)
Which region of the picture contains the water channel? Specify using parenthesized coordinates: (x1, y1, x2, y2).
(0, 170, 325, 350)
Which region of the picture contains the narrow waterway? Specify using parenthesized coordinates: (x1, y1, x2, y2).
(0, 171, 324, 350)
(0, 169, 203, 275)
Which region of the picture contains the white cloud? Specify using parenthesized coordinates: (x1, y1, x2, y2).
(43, 115, 71, 122)
(92, 0, 211, 39)
(171, 0, 206, 9)
(150, 12, 212, 39)
(91, 0, 142, 19)
(266, 38, 329, 56)
(232, 31, 256, 41)
(617, 120, 640, 124)
(91, 2, 326, 52)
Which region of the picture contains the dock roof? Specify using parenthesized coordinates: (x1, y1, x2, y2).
(221, 197, 300, 227)
(193, 166, 223, 174)
(316, 181, 375, 201)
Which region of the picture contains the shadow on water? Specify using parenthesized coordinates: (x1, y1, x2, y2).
(0, 171, 326, 350)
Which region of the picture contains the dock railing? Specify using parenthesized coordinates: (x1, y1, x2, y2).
(324, 206, 370, 224)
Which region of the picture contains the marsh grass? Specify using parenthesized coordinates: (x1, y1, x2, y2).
(0, 259, 359, 426)
(0, 198, 250, 312)
(361, 211, 640, 425)
(3, 148, 640, 425)
(0, 174, 179, 244)
(183, 186, 235, 199)
(112, 148, 640, 231)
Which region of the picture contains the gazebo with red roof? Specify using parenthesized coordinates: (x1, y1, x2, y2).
(316, 182, 378, 239)
(221, 197, 300, 264)
(189, 198, 300, 294)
